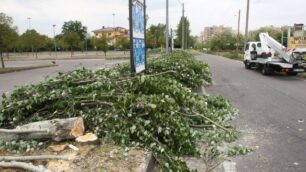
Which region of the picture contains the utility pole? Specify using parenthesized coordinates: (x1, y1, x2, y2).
(182, 3, 185, 50)
(171, 28, 174, 52)
(236, 9, 241, 52)
(165, 0, 169, 53)
(52, 24, 57, 57)
(185, 22, 188, 49)
(245, 0, 250, 46)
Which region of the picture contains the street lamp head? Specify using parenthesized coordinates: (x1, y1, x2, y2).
(52, 24, 56, 27)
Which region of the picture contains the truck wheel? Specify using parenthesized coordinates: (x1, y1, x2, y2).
(245, 61, 251, 69)
(261, 65, 271, 75)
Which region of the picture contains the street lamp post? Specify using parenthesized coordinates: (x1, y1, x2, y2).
(52, 24, 57, 57)
(27, 17, 34, 56)
(112, 13, 116, 50)
(112, 13, 116, 28)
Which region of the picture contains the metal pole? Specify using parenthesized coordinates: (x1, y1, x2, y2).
(165, 0, 169, 53)
(27, 17, 34, 56)
(287, 27, 291, 48)
(236, 9, 241, 52)
(27, 17, 31, 29)
(171, 28, 174, 52)
(112, 13, 115, 27)
(245, 0, 250, 45)
(52, 24, 57, 57)
(182, 3, 185, 50)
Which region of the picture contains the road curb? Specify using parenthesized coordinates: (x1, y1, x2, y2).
(139, 153, 156, 172)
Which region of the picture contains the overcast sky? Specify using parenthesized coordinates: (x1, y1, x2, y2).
(0, 0, 305, 37)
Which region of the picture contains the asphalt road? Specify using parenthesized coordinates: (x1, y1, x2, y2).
(197, 54, 306, 172)
(0, 59, 126, 98)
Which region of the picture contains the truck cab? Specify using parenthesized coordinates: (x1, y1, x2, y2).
(244, 41, 271, 62)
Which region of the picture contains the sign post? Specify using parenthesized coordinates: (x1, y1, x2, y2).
(129, 0, 147, 73)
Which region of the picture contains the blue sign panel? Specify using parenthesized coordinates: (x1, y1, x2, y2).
(130, 0, 146, 73)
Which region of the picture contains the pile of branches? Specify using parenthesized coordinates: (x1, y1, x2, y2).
(0, 51, 238, 171)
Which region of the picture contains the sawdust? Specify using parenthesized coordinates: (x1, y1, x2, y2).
(0, 144, 150, 172)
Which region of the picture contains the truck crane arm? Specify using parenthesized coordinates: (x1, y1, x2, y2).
(259, 32, 306, 64)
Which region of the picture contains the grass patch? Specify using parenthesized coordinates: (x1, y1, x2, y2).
(0, 64, 58, 74)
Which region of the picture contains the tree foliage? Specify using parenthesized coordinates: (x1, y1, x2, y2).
(208, 30, 242, 51)
(61, 31, 81, 56)
(91, 35, 109, 56)
(0, 13, 18, 68)
(175, 17, 191, 49)
(62, 20, 87, 40)
(20, 29, 47, 57)
(116, 36, 130, 52)
(146, 24, 165, 49)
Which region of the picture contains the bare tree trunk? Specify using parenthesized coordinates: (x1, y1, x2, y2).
(0, 52, 5, 68)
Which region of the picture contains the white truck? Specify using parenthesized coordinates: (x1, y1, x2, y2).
(244, 32, 306, 75)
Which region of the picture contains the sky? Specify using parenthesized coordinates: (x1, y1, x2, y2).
(0, 0, 305, 37)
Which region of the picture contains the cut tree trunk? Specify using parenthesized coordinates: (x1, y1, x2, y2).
(0, 117, 84, 142)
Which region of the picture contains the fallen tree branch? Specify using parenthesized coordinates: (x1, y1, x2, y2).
(193, 112, 232, 133)
(80, 100, 113, 107)
(0, 161, 52, 172)
(0, 129, 49, 134)
(189, 124, 213, 129)
(178, 112, 232, 133)
(0, 155, 70, 161)
(116, 70, 176, 83)
(74, 79, 97, 85)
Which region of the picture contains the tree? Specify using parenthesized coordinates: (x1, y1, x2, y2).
(20, 29, 45, 58)
(41, 35, 54, 56)
(146, 24, 165, 49)
(62, 20, 87, 40)
(175, 17, 191, 49)
(61, 32, 81, 57)
(91, 35, 109, 56)
(208, 30, 237, 51)
(116, 36, 130, 53)
(0, 13, 18, 68)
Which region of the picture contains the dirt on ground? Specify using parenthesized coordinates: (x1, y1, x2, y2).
(0, 144, 151, 172)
